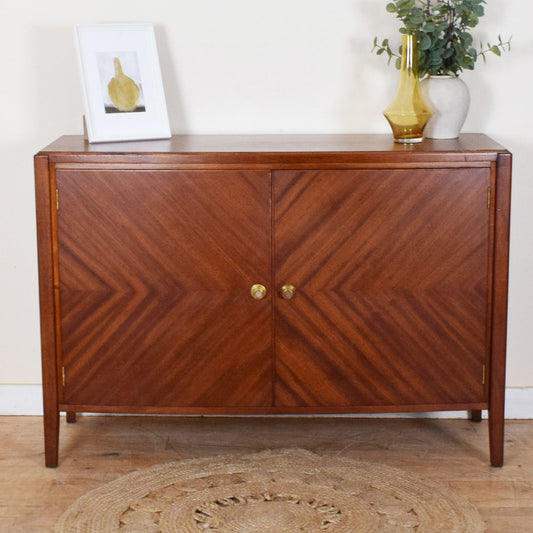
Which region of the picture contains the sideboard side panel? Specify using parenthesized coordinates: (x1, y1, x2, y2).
(489, 152, 512, 467)
(34, 155, 59, 467)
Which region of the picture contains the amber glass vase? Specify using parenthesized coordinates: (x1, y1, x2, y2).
(383, 35, 433, 143)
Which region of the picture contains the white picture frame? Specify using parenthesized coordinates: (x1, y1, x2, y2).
(74, 23, 171, 143)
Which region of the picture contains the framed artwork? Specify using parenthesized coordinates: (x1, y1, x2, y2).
(74, 24, 171, 143)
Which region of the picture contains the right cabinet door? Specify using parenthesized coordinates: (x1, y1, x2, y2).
(273, 168, 492, 408)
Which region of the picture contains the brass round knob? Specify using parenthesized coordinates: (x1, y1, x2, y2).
(251, 284, 267, 300)
(280, 284, 296, 300)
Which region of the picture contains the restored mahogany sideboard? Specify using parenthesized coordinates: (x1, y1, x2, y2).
(34, 134, 512, 467)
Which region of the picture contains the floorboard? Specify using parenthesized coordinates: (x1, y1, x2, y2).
(1, 416, 532, 532)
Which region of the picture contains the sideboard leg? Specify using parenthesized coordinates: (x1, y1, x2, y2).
(66, 411, 77, 424)
(35, 154, 61, 468)
(488, 408, 504, 467)
(43, 411, 59, 468)
(469, 410, 482, 422)
(488, 152, 511, 468)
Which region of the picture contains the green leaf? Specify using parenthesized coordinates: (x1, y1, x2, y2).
(397, 0, 415, 9)
(491, 45, 502, 56)
(410, 7, 424, 25)
(386, 2, 397, 13)
(418, 33, 432, 51)
(442, 47, 454, 59)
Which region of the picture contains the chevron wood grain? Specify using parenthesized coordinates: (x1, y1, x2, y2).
(56, 169, 272, 407)
(273, 169, 491, 407)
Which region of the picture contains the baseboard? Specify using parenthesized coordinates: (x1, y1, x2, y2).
(0, 385, 44, 415)
(504, 387, 533, 419)
(0, 384, 531, 418)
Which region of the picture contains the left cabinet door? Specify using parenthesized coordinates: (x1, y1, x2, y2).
(55, 169, 272, 408)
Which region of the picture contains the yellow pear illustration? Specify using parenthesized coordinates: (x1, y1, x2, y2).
(107, 57, 141, 112)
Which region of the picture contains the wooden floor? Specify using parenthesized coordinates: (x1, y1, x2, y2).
(1, 415, 532, 532)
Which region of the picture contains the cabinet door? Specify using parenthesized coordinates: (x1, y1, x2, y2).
(56, 169, 272, 408)
(274, 168, 491, 408)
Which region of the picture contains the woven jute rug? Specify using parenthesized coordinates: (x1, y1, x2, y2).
(54, 448, 486, 532)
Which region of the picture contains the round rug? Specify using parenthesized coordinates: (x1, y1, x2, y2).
(54, 448, 486, 532)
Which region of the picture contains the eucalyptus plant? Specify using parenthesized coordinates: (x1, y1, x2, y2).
(373, 0, 511, 77)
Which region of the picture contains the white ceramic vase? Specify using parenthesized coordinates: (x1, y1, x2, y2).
(420, 75, 470, 139)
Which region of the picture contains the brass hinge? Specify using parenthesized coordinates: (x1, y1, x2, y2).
(487, 187, 491, 209)
(62, 366, 66, 387)
(482, 364, 486, 385)
(55, 189, 60, 211)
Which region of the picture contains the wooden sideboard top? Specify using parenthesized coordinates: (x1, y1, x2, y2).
(38, 133, 508, 156)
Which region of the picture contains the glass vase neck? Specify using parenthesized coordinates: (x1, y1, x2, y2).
(401, 34, 418, 76)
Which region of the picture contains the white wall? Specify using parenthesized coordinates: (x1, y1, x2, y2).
(1, 1, 531, 411)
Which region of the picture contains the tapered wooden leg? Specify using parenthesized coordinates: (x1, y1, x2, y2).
(469, 410, 482, 422)
(488, 153, 511, 468)
(35, 155, 61, 468)
(66, 411, 77, 424)
(489, 409, 504, 467)
(43, 411, 59, 468)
